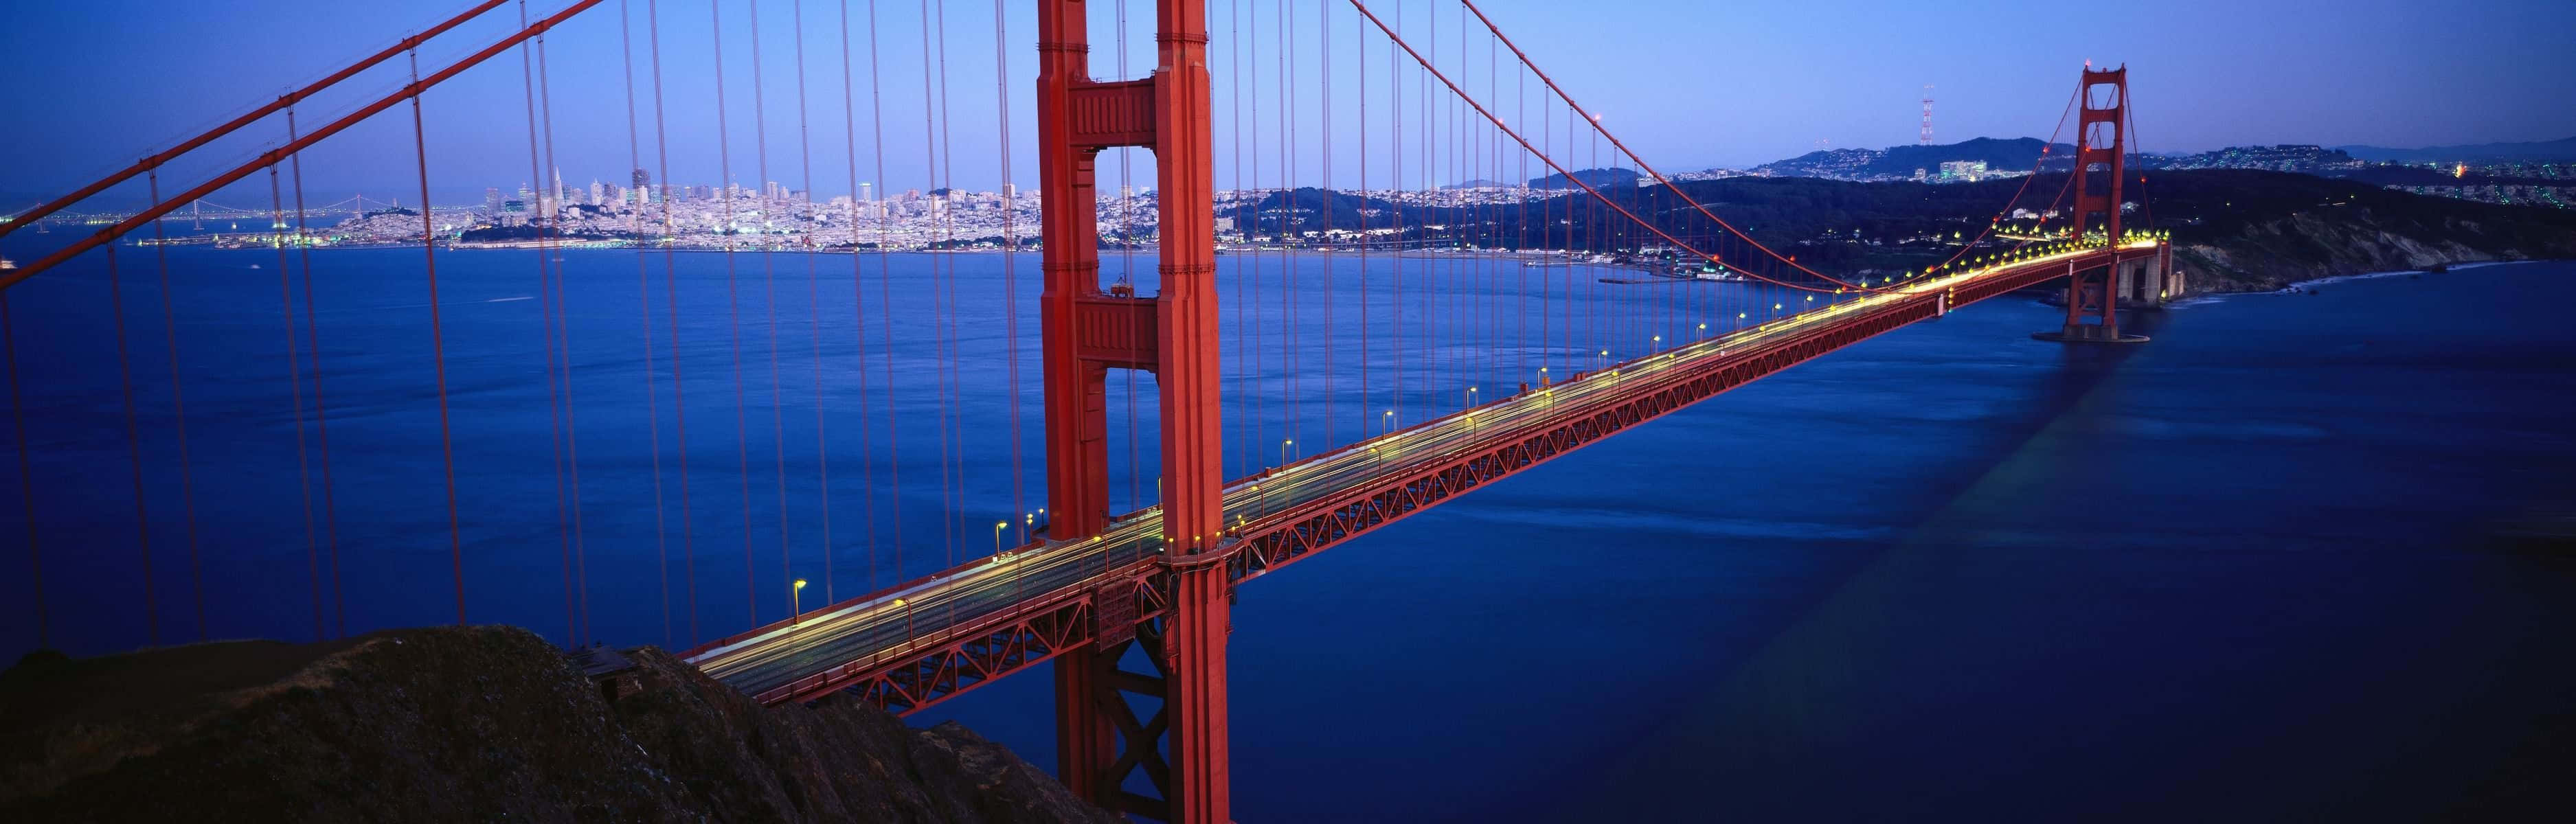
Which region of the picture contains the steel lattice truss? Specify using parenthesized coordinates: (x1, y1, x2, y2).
(757, 247, 2154, 717)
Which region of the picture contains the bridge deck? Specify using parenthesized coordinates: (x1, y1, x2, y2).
(682, 242, 2163, 711)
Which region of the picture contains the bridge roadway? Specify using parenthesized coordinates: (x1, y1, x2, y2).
(683, 239, 2165, 710)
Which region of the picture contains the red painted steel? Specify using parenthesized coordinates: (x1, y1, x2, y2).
(1146, 0, 1230, 819)
(0, 0, 612, 290)
(2061, 67, 2130, 336)
(1035, 1, 1230, 819)
(748, 243, 2157, 778)
(0, 1, 510, 245)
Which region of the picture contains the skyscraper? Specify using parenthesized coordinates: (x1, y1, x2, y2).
(484, 187, 502, 214)
(859, 181, 873, 202)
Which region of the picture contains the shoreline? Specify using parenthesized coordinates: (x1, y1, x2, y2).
(2167, 259, 2553, 309)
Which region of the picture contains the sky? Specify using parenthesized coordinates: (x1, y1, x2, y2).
(3, 0, 2572, 207)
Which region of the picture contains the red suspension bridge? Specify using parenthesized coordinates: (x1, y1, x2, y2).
(2, 1, 2175, 821)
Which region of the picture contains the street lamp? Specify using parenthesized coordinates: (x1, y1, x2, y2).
(993, 520, 1009, 560)
(1381, 409, 1394, 435)
(1466, 385, 1480, 408)
(1280, 439, 1295, 469)
(791, 578, 807, 625)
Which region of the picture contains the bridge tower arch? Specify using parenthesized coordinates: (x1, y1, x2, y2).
(2041, 65, 2154, 343)
(1035, 0, 1230, 821)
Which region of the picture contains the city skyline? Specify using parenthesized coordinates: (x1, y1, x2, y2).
(4, 0, 2571, 207)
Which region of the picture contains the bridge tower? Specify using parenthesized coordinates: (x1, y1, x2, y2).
(2042, 65, 2151, 343)
(1037, 1, 1230, 821)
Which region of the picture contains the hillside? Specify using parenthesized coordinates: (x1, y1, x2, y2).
(1754, 137, 2073, 180)
(2136, 169, 2576, 290)
(2336, 136, 2576, 163)
(0, 627, 1116, 823)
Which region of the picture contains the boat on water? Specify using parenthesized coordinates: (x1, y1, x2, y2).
(0, 258, 16, 271)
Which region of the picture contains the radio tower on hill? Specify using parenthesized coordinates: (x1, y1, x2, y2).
(1920, 84, 1936, 145)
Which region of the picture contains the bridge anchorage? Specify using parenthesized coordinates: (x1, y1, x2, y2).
(2036, 66, 2164, 344)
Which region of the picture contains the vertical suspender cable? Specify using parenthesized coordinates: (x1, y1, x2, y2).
(520, 0, 577, 645)
(1229, 0, 1245, 481)
(1355, 4, 1368, 442)
(284, 110, 344, 638)
(708, 0, 759, 628)
(1319, 0, 1333, 446)
(792, 0, 835, 605)
(620, 0, 676, 647)
(407, 49, 467, 626)
(269, 168, 324, 641)
(749, 0, 795, 625)
(646, 0, 700, 645)
(1276, 0, 1291, 457)
(925, 0, 960, 599)
(866, 0, 903, 589)
(106, 242, 159, 644)
(145, 172, 206, 641)
(536, 11, 593, 647)
(992, 0, 1024, 537)
(837, 0, 882, 599)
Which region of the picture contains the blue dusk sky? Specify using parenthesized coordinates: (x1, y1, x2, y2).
(2, 0, 2571, 205)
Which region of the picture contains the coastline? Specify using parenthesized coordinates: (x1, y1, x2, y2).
(2169, 259, 2554, 309)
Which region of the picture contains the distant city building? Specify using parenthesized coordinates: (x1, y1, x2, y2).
(484, 187, 503, 213)
(1938, 160, 1989, 183)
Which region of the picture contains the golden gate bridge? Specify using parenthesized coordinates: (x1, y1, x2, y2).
(1, 1, 2174, 821)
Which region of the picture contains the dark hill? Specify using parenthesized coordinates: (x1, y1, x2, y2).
(2336, 137, 2576, 163)
(0, 626, 1116, 823)
(1757, 137, 2077, 179)
(1529, 167, 1639, 190)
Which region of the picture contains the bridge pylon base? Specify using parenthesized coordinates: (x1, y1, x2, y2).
(2033, 325, 2150, 344)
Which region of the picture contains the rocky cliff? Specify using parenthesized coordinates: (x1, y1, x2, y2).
(2140, 170, 2576, 293)
(0, 627, 1116, 823)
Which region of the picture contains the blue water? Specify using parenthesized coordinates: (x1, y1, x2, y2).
(5, 239, 2572, 819)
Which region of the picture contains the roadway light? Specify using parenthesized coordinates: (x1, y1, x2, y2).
(792, 578, 807, 624)
(993, 520, 1009, 560)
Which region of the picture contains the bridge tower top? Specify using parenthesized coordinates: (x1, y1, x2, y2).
(2072, 66, 2129, 241)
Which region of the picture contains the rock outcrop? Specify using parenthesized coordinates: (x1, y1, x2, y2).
(0, 627, 1116, 823)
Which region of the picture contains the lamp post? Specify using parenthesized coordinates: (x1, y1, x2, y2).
(791, 578, 806, 626)
(894, 597, 913, 645)
(1465, 385, 1479, 409)
(1381, 409, 1394, 436)
(1281, 438, 1294, 469)
(993, 520, 1008, 560)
